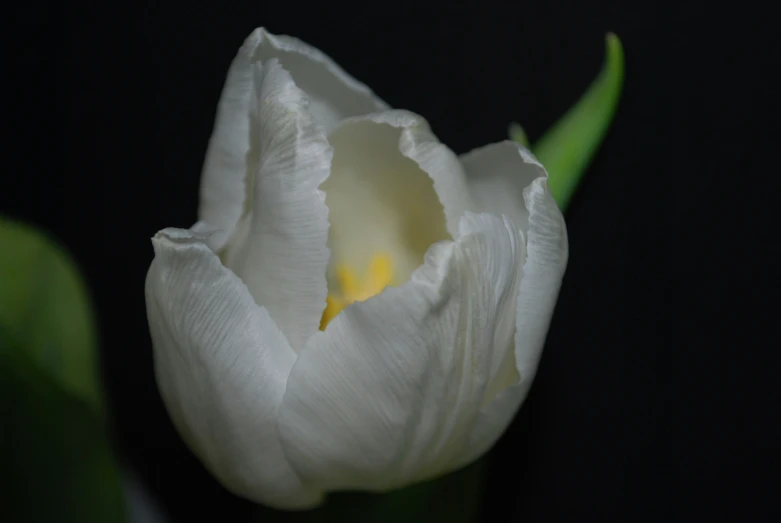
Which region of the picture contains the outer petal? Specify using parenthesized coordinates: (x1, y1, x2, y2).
(199, 28, 387, 250)
(278, 213, 524, 491)
(455, 143, 569, 467)
(145, 227, 322, 509)
(221, 59, 331, 352)
(460, 141, 547, 231)
(322, 110, 474, 284)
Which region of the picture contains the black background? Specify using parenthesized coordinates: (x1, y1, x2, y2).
(6, 0, 781, 521)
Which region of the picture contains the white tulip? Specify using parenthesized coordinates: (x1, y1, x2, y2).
(145, 27, 568, 510)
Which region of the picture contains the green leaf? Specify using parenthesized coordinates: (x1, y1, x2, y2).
(508, 122, 530, 147)
(0, 218, 126, 523)
(528, 33, 625, 211)
(0, 218, 126, 521)
(0, 217, 103, 415)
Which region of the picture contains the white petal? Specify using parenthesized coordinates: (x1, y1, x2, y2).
(460, 141, 548, 231)
(277, 213, 524, 492)
(322, 110, 474, 284)
(455, 144, 569, 467)
(197, 35, 256, 251)
(199, 28, 387, 250)
(250, 28, 389, 131)
(221, 59, 331, 352)
(145, 227, 322, 509)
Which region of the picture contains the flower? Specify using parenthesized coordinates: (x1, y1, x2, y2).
(145, 27, 568, 510)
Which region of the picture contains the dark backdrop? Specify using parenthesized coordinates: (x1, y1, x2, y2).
(7, 0, 781, 521)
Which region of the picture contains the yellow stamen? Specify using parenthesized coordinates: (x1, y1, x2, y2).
(320, 252, 394, 330)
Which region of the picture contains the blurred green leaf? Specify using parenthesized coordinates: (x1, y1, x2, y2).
(0, 218, 126, 522)
(0, 217, 103, 415)
(525, 33, 625, 211)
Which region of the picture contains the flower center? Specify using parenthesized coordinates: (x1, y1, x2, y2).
(320, 252, 394, 330)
